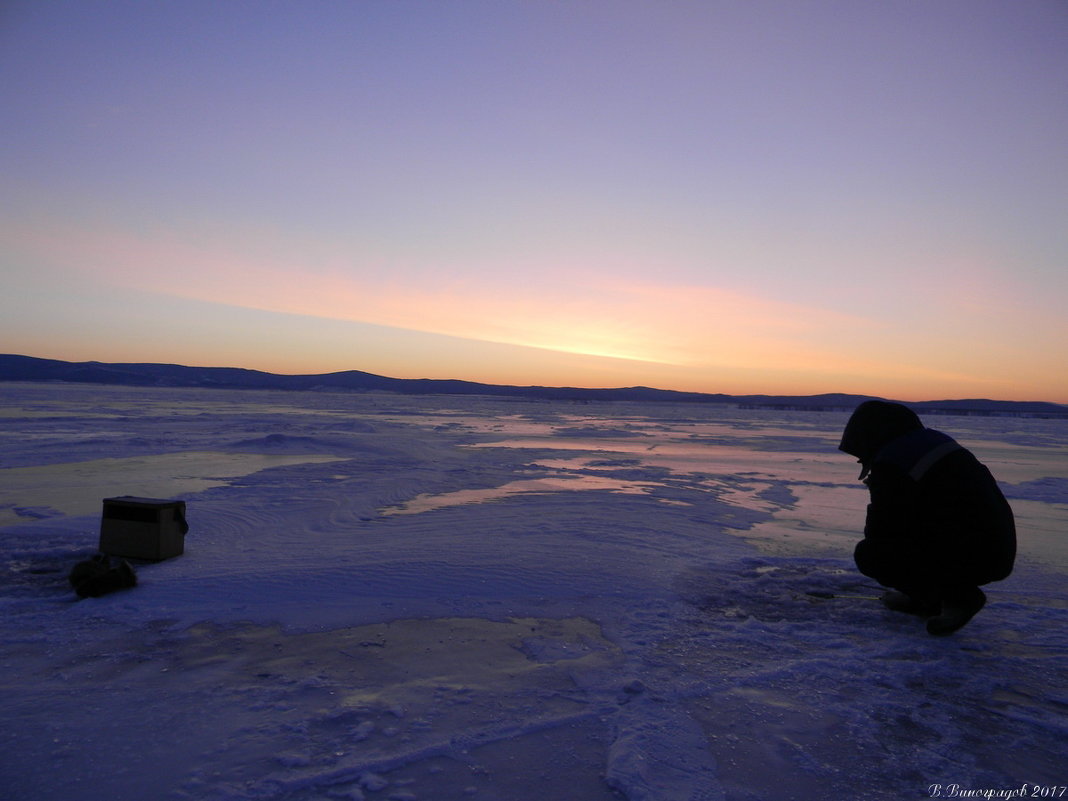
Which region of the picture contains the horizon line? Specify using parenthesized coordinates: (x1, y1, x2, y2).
(3, 353, 1066, 410)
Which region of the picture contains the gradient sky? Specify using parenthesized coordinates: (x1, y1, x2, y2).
(3, 1, 1067, 402)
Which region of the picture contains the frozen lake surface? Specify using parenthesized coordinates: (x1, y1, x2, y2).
(1, 383, 1066, 800)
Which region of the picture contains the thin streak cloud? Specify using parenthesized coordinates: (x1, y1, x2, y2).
(8, 218, 875, 370)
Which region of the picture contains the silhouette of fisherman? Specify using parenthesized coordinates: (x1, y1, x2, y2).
(839, 401, 1016, 635)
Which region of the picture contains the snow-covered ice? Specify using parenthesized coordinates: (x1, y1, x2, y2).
(1, 383, 1066, 801)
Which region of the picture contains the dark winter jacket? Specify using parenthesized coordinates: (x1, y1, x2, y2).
(840, 401, 1016, 585)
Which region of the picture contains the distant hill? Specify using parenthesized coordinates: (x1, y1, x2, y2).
(2, 354, 1066, 417)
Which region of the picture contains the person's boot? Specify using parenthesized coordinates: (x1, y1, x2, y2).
(881, 589, 940, 617)
(927, 587, 986, 636)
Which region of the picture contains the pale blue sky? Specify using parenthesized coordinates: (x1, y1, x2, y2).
(3, 1, 1067, 400)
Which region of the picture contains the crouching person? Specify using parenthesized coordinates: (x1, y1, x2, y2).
(839, 401, 1016, 635)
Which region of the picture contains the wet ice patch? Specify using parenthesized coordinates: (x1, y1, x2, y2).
(1002, 476, 1068, 504)
(555, 425, 649, 438)
(379, 474, 664, 516)
(738, 483, 868, 557)
(3, 504, 62, 520)
(227, 432, 374, 453)
(0, 451, 347, 525)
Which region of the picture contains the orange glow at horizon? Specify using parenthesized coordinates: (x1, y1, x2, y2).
(6, 218, 1068, 404)
(10, 220, 875, 368)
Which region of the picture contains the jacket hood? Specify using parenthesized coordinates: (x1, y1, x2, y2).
(839, 400, 923, 478)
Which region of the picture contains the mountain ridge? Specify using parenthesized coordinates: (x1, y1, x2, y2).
(2, 354, 1065, 417)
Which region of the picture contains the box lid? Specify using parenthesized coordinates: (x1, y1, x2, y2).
(103, 496, 185, 507)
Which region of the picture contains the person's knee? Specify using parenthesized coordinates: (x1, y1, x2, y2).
(853, 539, 883, 578)
(855, 537, 927, 588)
